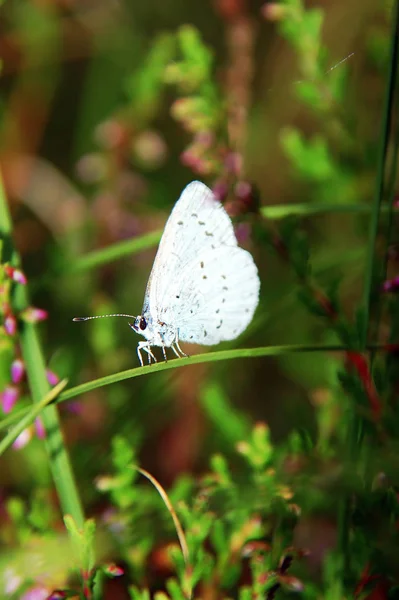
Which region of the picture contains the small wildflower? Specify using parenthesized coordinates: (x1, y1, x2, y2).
(47, 592, 68, 600)
(133, 130, 168, 169)
(95, 119, 127, 150)
(103, 563, 124, 577)
(11, 359, 25, 384)
(261, 2, 289, 21)
(235, 181, 260, 213)
(21, 307, 48, 323)
(21, 586, 51, 600)
(13, 428, 32, 450)
(212, 180, 229, 203)
(382, 276, 399, 292)
(1, 386, 19, 413)
(3, 567, 22, 594)
(4, 315, 17, 336)
(278, 574, 305, 592)
(65, 401, 82, 414)
(4, 266, 27, 285)
(35, 417, 46, 439)
(46, 369, 60, 386)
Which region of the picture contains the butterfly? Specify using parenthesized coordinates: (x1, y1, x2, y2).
(74, 181, 260, 365)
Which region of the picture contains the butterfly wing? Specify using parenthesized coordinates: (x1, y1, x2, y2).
(160, 245, 260, 344)
(143, 181, 238, 317)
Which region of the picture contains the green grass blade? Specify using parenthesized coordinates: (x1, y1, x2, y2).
(361, 0, 399, 348)
(0, 174, 85, 528)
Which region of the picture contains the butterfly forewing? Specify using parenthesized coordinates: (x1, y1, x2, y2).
(143, 181, 238, 318)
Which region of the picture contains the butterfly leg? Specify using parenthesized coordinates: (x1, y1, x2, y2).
(174, 334, 189, 358)
(171, 344, 180, 358)
(161, 345, 168, 362)
(137, 341, 157, 366)
(175, 336, 188, 358)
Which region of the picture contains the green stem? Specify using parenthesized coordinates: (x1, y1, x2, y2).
(0, 172, 85, 527)
(338, 0, 399, 585)
(46, 203, 399, 279)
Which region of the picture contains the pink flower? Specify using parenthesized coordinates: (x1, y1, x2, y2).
(4, 266, 27, 285)
(35, 418, 46, 439)
(11, 359, 25, 384)
(12, 428, 31, 449)
(21, 585, 50, 600)
(382, 276, 399, 292)
(4, 315, 17, 336)
(1, 386, 19, 412)
(212, 181, 228, 203)
(103, 563, 124, 577)
(46, 369, 60, 386)
(21, 307, 48, 323)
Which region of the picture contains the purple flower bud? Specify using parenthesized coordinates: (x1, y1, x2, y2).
(46, 369, 60, 386)
(11, 359, 25, 384)
(34, 417, 45, 439)
(224, 152, 242, 176)
(47, 592, 68, 600)
(382, 276, 399, 292)
(12, 428, 31, 450)
(21, 307, 48, 323)
(4, 266, 27, 285)
(235, 181, 260, 213)
(1, 386, 19, 413)
(103, 563, 124, 577)
(21, 585, 50, 600)
(65, 401, 82, 414)
(4, 315, 17, 336)
(212, 181, 229, 203)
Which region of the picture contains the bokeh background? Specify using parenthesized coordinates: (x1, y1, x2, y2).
(0, 0, 395, 598)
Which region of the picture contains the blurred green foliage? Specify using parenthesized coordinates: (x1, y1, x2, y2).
(0, 0, 398, 598)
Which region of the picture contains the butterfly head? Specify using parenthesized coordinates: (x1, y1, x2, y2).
(128, 314, 155, 342)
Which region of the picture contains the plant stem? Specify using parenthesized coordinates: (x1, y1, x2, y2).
(338, 0, 399, 585)
(0, 171, 85, 527)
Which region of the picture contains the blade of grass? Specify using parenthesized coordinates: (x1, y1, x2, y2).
(68, 229, 162, 273)
(0, 342, 392, 442)
(0, 172, 85, 527)
(57, 203, 399, 277)
(338, 0, 399, 585)
(361, 1, 399, 347)
(135, 467, 189, 566)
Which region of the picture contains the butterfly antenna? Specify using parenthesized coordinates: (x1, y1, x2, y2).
(73, 313, 137, 322)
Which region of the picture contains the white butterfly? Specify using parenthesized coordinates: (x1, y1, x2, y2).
(74, 181, 260, 365)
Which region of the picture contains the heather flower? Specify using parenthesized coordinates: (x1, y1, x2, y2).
(103, 563, 124, 577)
(3, 567, 22, 595)
(46, 369, 60, 386)
(3, 265, 27, 285)
(11, 358, 25, 384)
(12, 427, 32, 449)
(212, 180, 229, 203)
(21, 585, 50, 600)
(4, 314, 17, 336)
(1, 386, 19, 412)
(382, 276, 399, 292)
(35, 418, 46, 439)
(21, 307, 48, 323)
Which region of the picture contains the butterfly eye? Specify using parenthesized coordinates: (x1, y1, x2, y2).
(139, 316, 147, 331)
